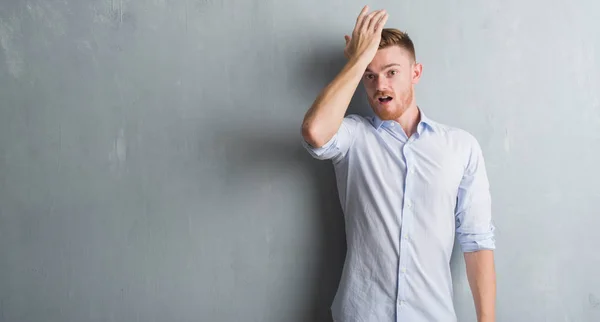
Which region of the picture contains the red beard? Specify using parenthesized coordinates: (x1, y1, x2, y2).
(371, 87, 414, 120)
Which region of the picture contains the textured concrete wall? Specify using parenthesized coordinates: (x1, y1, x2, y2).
(1, 1, 599, 321)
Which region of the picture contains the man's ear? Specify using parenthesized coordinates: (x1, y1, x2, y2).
(412, 62, 423, 84)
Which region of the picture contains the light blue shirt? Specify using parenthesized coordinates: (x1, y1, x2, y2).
(302, 108, 495, 322)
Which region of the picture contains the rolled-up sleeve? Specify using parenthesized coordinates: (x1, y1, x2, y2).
(455, 134, 496, 252)
(301, 115, 361, 163)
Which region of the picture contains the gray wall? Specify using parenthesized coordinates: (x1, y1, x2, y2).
(1, 0, 599, 321)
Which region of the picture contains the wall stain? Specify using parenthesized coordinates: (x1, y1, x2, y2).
(0, 16, 23, 79)
(109, 128, 127, 174)
(590, 293, 600, 309)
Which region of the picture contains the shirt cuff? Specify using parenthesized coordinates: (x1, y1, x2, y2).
(457, 225, 496, 252)
(301, 133, 338, 160)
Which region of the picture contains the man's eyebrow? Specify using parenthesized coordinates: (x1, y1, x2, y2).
(365, 63, 402, 73)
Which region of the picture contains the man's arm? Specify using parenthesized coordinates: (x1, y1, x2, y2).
(454, 133, 496, 322)
(465, 250, 496, 322)
(301, 6, 388, 148)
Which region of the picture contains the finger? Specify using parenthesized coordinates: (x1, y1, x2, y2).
(345, 35, 351, 44)
(375, 13, 389, 32)
(355, 8, 371, 35)
(354, 5, 369, 29)
(373, 12, 388, 32)
(360, 10, 381, 33)
(368, 10, 386, 31)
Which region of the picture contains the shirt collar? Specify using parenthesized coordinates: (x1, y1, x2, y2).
(371, 107, 438, 134)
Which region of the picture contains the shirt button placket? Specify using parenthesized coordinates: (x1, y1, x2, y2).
(398, 142, 413, 317)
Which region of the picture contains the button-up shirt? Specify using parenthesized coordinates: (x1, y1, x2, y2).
(302, 109, 496, 322)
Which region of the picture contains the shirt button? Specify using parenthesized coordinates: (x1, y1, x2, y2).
(404, 235, 409, 240)
(401, 267, 407, 273)
(406, 201, 412, 208)
(409, 168, 415, 174)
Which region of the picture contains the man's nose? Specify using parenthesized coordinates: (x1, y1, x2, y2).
(375, 77, 389, 91)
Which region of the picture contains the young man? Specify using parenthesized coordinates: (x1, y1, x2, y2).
(301, 6, 496, 322)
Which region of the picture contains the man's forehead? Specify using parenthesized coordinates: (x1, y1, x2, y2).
(365, 63, 404, 73)
(366, 46, 413, 72)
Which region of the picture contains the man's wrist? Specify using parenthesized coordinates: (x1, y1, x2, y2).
(347, 54, 372, 70)
(478, 313, 495, 322)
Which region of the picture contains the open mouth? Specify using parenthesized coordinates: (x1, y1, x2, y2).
(378, 96, 393, 103)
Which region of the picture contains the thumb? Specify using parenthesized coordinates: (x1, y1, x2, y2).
(344, 35, 351, 44)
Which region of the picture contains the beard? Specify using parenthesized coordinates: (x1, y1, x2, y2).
(369, 86, 414, 120)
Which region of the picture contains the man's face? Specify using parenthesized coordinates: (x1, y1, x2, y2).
(363, 46, 422, 120)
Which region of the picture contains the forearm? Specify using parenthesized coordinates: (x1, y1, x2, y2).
(464, 250, 496, 322)
(301, 55, 370, 147)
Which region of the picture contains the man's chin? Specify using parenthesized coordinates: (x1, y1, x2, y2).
(372, 107, 404, 121)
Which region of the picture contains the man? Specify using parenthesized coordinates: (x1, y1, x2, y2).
(300, 6, 496, 322)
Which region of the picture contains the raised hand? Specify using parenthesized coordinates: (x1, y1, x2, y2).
(343, 6, 389, 61)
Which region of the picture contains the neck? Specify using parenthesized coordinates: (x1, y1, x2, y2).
(394, 102, 420, 138)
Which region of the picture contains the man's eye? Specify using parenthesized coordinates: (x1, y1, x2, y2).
(366, 74, 375, 80)
(389, 70, 398, 75)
